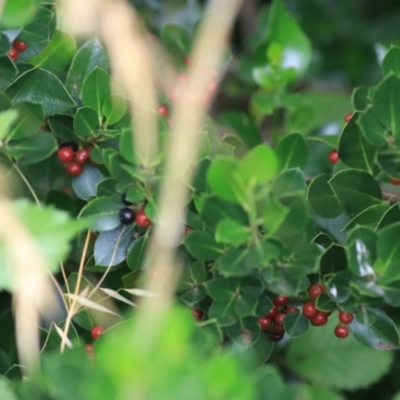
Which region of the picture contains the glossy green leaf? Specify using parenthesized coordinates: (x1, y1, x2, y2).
(225, 318, 261, 345)
(237, 144, 279, 187)
(382, 45, 400, 78)
(342, 204, 389, 232)
(352, 86, 369, 111)
(329, 169, 382, 216)
(0, 376, 19, 400)
(177, 261, 207, 293)
(350, 307, 399, 350)
(7, 102, 44, 140)
(0, 56, 17, 90)
(7, 69, 76, 116)
(126, 236, 147, 272)
(283, 311, 308, 337)
(347, 226, 377, 278)
(78, 196, 122, 232)
(30, 30, 77, 76)
(320, 245, 347, 275)
(11, 131, 57, 165)
(326, 272, 352, 303)
(71, 164, 104, 201)
(94, 225, 133, 267)
(375, 222, 400, 274)
(208, 301, 237, 326)
(81, 67, 111, 116)
(73, 107, 99, 137)
(357, 106, 387, 147)
(315, 293, 336, 312)
(183, 231, 223, 260)
(338, 115, 376, 173)
(48, 115, 76, 141)
(66, 38, 109, 98)
(206, 157, 243, 203)
(287, 312, 393, 390)
(377, 202, 400, 229)
(217, 112, 261, 148)
(276, 133, 308, 170)
(160, 24, 191, 59)
(270, 168, 306, 197)
(265, 0, 312, 78)
(215, 219, 250, 246)
(372, 74, 400, 140)
(307, 174, 343, 218)
(377, 147, 400, 178)
(102, 95, 126, 126)
(1, 0, 39, 28)
(0, 109, 18, 141)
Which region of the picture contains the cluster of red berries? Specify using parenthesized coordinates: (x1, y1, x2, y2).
(8, 39, 28, 61)
(85, 325, 104, 357)
(119, 194, 152, 228)
(57, 143, 90, 177)
(257, 295, 300, 342)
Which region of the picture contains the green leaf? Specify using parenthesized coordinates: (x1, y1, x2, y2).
(206, 156, 243, 203)
(48, 115, 76, 141)
(338, 115, 376, 173)
(177, 261, 207, 294)
(225, 318, 261, 346)
(342, 204, 389, 232)
(346, 226, 377, 278)
(0, 56, 17, 90)
(94, 225, 133, 267)
(350, 308, 399, 350)
(265, 0, 312, 78)
(6, 69, 76, 116)
(78, 196, 122, 232)
(352, 86, 370, 111)
(382, 45, 400, 78)
(371, 73, 400, 141)
(102, 95, 126, 126)
(307, 174, 343, 218)
(377, 202, 400, 229)
(237, 144, 279, 187)
(126, 236, 147, 272)
(287, 312, 393, 390)
(283, 312, 309, 337)
(375, 222, 400, 274)
(315, 293, 336, 312)
(183, 231, 223, 260)
(217, 112, 261, 148)
(0, 109, 18, 141)
(293, 385, 345, 400)
(208, 301, 237, 327)
(73, 107, 99, 137)
(11, 131, 57, 165)
(82, 67, 111, 116)
(0, 376, 19, 400)
(7, 102, 44, 140)
(215, 219, 250, 246)
(329, 169, 382, 216)
(160, 24, 191, 59)
(66, 38, 109, 98)
(357, 106, 386, 147)
(71, 164, 104, 201)
(30, 30, 77, 76)
(276, 133, 308, 170)
(326, 272, 352, 303)
(1, 0, 39, 28)
(0, 200, 85, 291)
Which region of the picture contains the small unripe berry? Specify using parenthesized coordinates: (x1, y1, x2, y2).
(273, 295, 289, 307)
(57, 147, 74, 163)
(335, 324, 349, 338)
(90, 325, 104, 340)
(257, 316, 273, 332)
(328, 150, 339, 164)
(338, 311, 354, 324)
(308, 284, 325, 299)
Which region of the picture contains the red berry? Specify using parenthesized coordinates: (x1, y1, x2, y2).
(268, 331, 284, 342)
(310, 311, 328, 326)
(75, 149, 90, 165)
(157, 105, 169, 118)
(335, 324, 349, 338)
(8, 49, 19, 61)
(390, 177, 400, 185)
(184, 56, 191, 66)
(65, 162, 83, 177)
(13, 39, 28, 52)
(285, 306, 299, 314)
(273, 295, 289, 307)
(266, 307, 279, 319)
(274, 313, 286, 326)
(57, 147, 74, 163)
(328, 150, 339, 164)
(257, 316, 272, 332)
(308, 284, 325, 299)
(136, 210, 151, 228)
(184, 226, 193, 235)
(303, 302, 317, 319)
(344, 112, 353, 123)
(85, 343, 94, 352)
(338, 311, 354, 324)
(271, 324, 285, 334)
(192, 309, 204, 321)
(90, 325, 104, 340)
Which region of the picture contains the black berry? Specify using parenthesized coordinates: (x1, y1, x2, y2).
(121, 193, 133, 206)
(119, 207, 135, 225)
